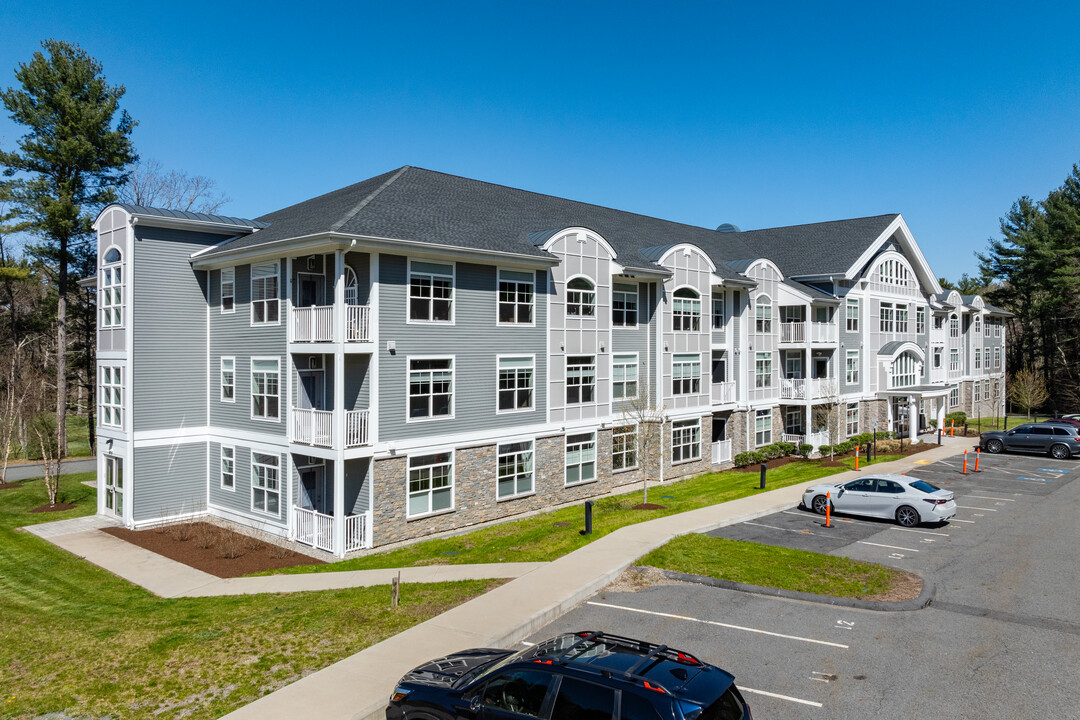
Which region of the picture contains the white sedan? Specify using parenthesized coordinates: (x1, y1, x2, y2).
(801, 473, 957, 527)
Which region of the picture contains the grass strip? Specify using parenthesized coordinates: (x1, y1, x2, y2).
(637, 534, 900, 599)
(265, 453, 905, 575)
(0, 474, 499, 719)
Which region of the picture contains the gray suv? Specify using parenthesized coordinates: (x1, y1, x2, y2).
(980, 422, 1080, 459)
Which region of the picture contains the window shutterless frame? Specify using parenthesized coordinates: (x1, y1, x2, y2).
(100, 246, 124, 328)
(250, 451, 281, 517)
(100, 366, 123, 428)
(496, 439, 535, 500)
(220, 356, 235, 403)
(611, 353, 639, 401)
(407, 356, 455, 422)
(406, 451, 455, 518)
(220, 445, 235, 490)
(671, 418, 701, 463)
(565, 431, 597, 485)
(220, 267, 235, 314)
(496, 355, 535, 414)
(250, 262, 281, 326)
(612, 423, 638, 471)
(250, 357, 281, 422)
(408, 259, 456, 324)
(612, 284, 638, 327)
(496, 268, 535, 326)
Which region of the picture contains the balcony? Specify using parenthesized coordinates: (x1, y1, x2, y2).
(780, 378, 806, 399)
(780, 322, 805, 343)
(290, 408, 370, 448)
(293, 507, 367, 553)
(810, 322, 837, 343)
(780, 321, 837, 344)
(291, 305, 371, 343)
(780, 378, 838, 400)
(711, 381, 736, 404)
(711, 439, 732, 464)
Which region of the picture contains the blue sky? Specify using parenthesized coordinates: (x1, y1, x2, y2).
(2, 0, 1079, 280)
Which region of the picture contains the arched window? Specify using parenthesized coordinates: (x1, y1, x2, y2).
(101, 247, 123, 327)
(566, 277, 595, 317)
(344, 265, 358, 306)
(874, 256, 919, 291)
(949, 314, 959, 338)
(754, 294, 773, 334)
(891, 352, 919, 388)
(672, 288, 701, 331)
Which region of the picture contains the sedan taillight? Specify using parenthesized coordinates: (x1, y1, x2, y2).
(923, 498, 949, 505)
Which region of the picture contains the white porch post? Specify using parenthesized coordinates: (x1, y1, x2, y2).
(333, 249, 347, 557)
(908, 395, 917, 441)
(936, 397, 946, 430)
(804, 403, 811, 445)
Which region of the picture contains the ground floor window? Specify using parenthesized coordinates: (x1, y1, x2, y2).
(497, 441, 534, 499)
(221, 446, 234, 489)
(612, 425, 638, 470)
(949, 385, 959, 408)
(755, 409, 772, 447)
(672, 419, 701, 462)
(974, 382, 981, 403)
(846, 403, 859, 437)
(408, 452, 453, 517)
(251, 452, 280, 515)
(565, 432, 596, 485)
(784, 408, 803, 436)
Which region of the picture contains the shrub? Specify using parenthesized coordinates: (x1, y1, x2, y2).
(799, 443, 813, 459)
(776, 441, 796, 456)
(762, 444, 783, 460)
(818, 444, 831, 456)
(944, 411, 967, 426)
(733, 452, 756, 468)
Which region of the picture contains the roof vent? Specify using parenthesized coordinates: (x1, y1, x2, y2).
(716, 223, 741, 233)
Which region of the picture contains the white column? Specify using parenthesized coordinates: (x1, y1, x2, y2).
(333, 250, 346, 557)
(936, 397, 946, 431)
(908, 395, 917, 441)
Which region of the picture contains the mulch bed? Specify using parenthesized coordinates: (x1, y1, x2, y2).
(737, 440, 939, 472)
(0, 482, 22, 490)
(103, 522, 325, 578)
(30, 502, 76, 513)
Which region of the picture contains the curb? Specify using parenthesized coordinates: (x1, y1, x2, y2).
(650, 567, 937, 611)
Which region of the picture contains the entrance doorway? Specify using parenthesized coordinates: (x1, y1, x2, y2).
(103, 455, 123, 517)
(892, 398, 910, 437)
(297, 273, 324, 308)
(297, 369, 325, 411)
(299, 465, 328, 514)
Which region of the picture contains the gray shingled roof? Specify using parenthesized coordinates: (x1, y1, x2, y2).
(782, 278, 841, 303)
(878, 340, 917, 356)
(117, 204, 268, 229)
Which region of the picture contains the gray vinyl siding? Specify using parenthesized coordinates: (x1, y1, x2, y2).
(208, 443, 287, 525)
(132, 226, 218, 431)
(345, 458, 370, 514)
(344, 355, 370, 412)
(378, 255, 548, 442)
(611, 282, 653, 412)
(132, 442, 207, 522)
(840, 297, 863, 393)
(208, 260, 287, 435)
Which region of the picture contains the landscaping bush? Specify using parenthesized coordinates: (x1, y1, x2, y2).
(799, 443, 813, 459)
(945, 411, 967, 427)
(818, 444, 831, 456)
(733, 452, 755, 467)
(776, 441, 796, 456)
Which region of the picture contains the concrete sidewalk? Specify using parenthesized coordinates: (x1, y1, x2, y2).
(221, 438, 972, 720)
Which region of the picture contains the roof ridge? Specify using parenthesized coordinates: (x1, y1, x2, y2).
(329, 165, 411, 233)
(735, 213, 899, 235)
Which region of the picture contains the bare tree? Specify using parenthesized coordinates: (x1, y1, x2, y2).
(1007, 367, 1049, 419)
(620, 388, 666, 505)
(119, 158, 230, 214)
(1, 337, 36, 482)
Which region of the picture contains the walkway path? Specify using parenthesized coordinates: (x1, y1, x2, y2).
(3, 457, 95, 482)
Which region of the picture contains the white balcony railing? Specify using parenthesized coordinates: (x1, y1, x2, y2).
(291, 407, 334, 447)
(810, 378, 838, 399)
(345, 513, 367, 553)
(781, 378, 806, 399)
(346, 305, 371, 342)
(711, 439, 732, 465)
(780, 322, 805, 343)
(345, 409, 369, 448)
(810, 322, 837, 343)
(781, 433, 804, 445)
(711, 381, 736, 404)
(292, 305, 334, 342)
(293, 506, 334, 552)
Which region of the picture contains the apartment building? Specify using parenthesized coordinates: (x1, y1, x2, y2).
(90, 166, 1008, 556)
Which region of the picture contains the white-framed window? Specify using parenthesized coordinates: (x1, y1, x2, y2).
(220, 267, 235, 313)
(892, 353, 918, 388)
(497, 269, 533, 325)
(409, 357, 454, 420)
(974, 381, 981, 402)
(754, 408, 772, 447)
(101, 247, 123, 327)
(846, 403, 859, 437)
(846, 299, 859, 332)
(755, 297, 773, 333)
(846, 350, 859, 385)
(408, 452, 453, 517)
(949, 385, 959, 408)
(497, 441, 534, 500)
(950, 314, 959, 338)
(612, 354, 638, 400)
(612, 285, 638, 327)
(497, 356, 533, 413)
(672, 419, 701, 462)
(916, 306, 926, 334)
(985, 317, 992, 337)
(673, 288, 701, 331)
(933, 346, 943, 368)
(220, 446, 234, 490)
(754, 352, 773, 388)
(950, 348, 959, 371)
(672, 353, 701, 395)
(874, 257, 917, 289)
(934, 315, 944, 330)
(251, 358, 280, 421)
(974, 348, 981, 370)
(612, 425, 637, 471)
(896, 304, 909, 333)
(879, 302, 895, 333)
(409, 260, 454, 323)
(251, 262, 280, 325)
(251, 452, 280, 516)
(100, 366, 122, 428)
(973, 315, 981, 335)
(220, 357, 235, 402)
(984, 379, 991, 400)
(566, 277, 596, 317)
(712, 297, 725, 329)
(565, 432, 596, 485)
(566, 356, 596, 404)
(994, 319, 1001, 338)
(993, 347, 1001, 369)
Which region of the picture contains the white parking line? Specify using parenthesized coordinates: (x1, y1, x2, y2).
(858, 541, 919, 552)
(891, 527, 949, 536)
(744, 521, 817, 535)
(964, 495, 1015, 502)
(956, 505, 998, 511)
(949, 518, 976, 523)
(739, 686, 823, 707)
(585, 601, 849, 649)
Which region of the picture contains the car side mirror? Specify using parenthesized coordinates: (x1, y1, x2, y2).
(837, 488, 845, 498)
(1007, 430, 1015, 436)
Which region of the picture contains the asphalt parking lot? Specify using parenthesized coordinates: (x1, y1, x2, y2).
(526, 450, 1080, 719)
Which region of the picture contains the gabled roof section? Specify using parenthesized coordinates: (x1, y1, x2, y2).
(782, 278, 840, 304)
(104, 204, 268, 230)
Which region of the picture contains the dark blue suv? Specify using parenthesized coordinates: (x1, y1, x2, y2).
(386, 631, 751, 720)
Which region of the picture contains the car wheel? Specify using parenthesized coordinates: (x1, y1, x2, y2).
(986, 439, 1004, 454)
(811, 495, 830, 515)
(1050, 443, 1070, 460)
(895, 505, 920, 528)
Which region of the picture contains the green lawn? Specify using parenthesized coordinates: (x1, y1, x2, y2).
(637, 534, 901, 599)
(265, 453, 905, 575)
(0, 474, 500, 720)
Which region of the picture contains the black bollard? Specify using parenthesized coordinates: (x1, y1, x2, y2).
(865, 443, 871, 465)
(937, 428, 942, 445)
(964, 422, 968, 437)
(759, 463, 767, 489)
(579, 500, 594, 535)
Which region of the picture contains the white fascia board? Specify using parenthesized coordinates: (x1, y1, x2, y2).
(129, 214, 261, 236)
(840, 215, 943, 295)
(711, 273, 756, 287)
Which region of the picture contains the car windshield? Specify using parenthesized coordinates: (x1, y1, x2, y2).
(678, 687, 745, 720)
(461, 634, 579, 687)
(910, 480, 940, 494)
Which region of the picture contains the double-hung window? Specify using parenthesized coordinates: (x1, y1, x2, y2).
(409, 358, 453, 419)
(100, 366, 122, 427)
(251, 358, 280, 420)
(974, 348, 981, 370)
(251, 452, 280, 515)
(933, 347, 943, 368)
(755, 299, 772, 333)
(950, 315, 960, 338)
(497, 441, 533, 499)
(880, 302, 895, 333)
(566, 277, 596, 317)
(409, 261, 454, 322)
(892, 353, 918, 388)
(672, 354, 701, 395)
(612, 285, 637, 326)
(949, 348, 959, 371)
(566, 356, 595, 404)
(994, 320, 1001, 338)
(565, 432, 596, 485)
(973, 315, 981, 335)
(408, 452, 453, 516)
(974, 381, 981, 402)
(497, 356, 533, 412)
(220, 357, 235, 402)
(846, 403, 859, 437)
(949, 385, 959, 408)
(755, 352, 773, 388)
(612, 354, 638, 400)
(671, 419, 701, 462)
(251, 262, 280, 324)
(672, 288, 701, 331)
(845, 299, 859, 332)
(895, 304, 909, 333)
(612, 425, 637, 470)
(916, 306, 926, 334)
(754, 409, 772, 447)
(220, 446, 234, 489)
(994, 347, 1001, 369)
(497, 270, 533, 324)
(985, 318, 992, 337)
(101, 248, 123, 327)
(221, 268, 235, 313)
(846, 350, 859, 385)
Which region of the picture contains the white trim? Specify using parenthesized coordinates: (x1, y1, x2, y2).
(495, 267, 536, 327)
(250, 356, 282, 423)
(564, 273, 599, 319)
(564, 429, 598, 486)
(671, 417, 703, 464)
(220, 356, 236, 403)
(611, 422, 639, 472)
(295, 270, 328, 305)
(220, 445, 236, 491)
(250, 450, 283, 518)
(611, 282, 639, 329)
(405, 449, 456, 519)
(538, 226, 618, 260)
(611, 352, 640, 403)
(405, 258, 456, 326)
(405, 354, 456, 423)
(495, 354, 536, 415)
(836, 214, 943, 295)
(494, 437, 536, 502)
(655, 244, 718, 272)
(220, 267, 235, 314)
(249, 260, 282, 326)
